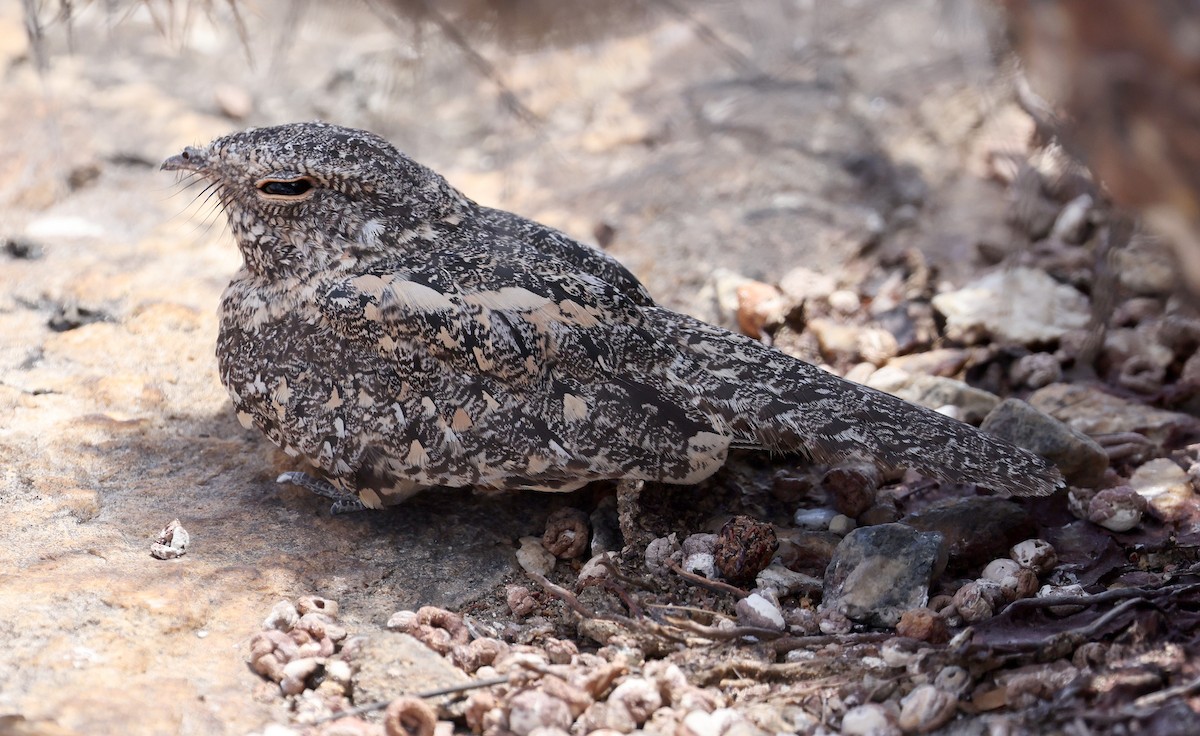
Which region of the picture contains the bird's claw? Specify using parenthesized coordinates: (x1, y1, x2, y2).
(276, 471, 366, 514)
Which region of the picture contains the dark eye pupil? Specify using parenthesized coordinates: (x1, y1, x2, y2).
(259, 179, 313, 196)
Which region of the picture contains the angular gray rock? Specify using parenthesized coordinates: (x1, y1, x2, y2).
(821, 523, 945, 628)
(981, 398, 1108, 487)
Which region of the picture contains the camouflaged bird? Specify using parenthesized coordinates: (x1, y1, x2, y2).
(162, 122, 1062, 513)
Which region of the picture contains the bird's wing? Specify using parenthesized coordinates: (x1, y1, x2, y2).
(313, 248, 732, 489)
(652, 309, 1064, 497)
(475, 206, 657, 306)
(316, 252, 651, 385)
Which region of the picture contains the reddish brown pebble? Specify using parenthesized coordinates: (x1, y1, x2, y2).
(506, 584, 537, 617)
(953, 580, 998, 623)
(452, 637, 508, 674)
(735, 280, 786, 340)
(543, 637, 579, 665)
(388, 606, 470, 654)
(895, 608, 949, 644)
(542, 507, 591, 559)
(823, 462, 882, 518)
(713, 515, 779, 584)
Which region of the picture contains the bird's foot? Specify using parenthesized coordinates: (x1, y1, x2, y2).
(276, 471, 367, 515)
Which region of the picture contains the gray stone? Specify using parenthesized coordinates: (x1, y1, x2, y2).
(980, 398, 1108, 487)
(350, 632, 470, 713)
(903, 498, 1032, 571)
(821, 523, 945, 628)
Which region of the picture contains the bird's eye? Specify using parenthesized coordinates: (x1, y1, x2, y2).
(256, 177, 315, 198)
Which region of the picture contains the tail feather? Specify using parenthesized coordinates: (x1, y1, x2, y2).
(662, 310, 1063, 496)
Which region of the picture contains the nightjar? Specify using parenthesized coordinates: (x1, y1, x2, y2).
(163, 122, 1061, 512)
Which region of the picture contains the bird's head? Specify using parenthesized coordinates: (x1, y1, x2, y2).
(163, 122, 466, 277)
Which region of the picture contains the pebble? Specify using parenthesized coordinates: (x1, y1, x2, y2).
(895, 608, 948, 644)
(1010, 539, 1057, 573)
(954, 579, 1000, 622)
(714, 516, 778, 584)
(644, 534, 681, 574)
(1050, 194, 1093, 244)
(1036, 583, 1087, 616)
(828, 289, 861, 314)
(778, 266, 837, 303)
(262, 600, 300, 632)
(150, 518, 190, 560)
(793, 507, 838, 531)
(506, 585, 537, 617)
(1129, 458, 1195, 522)
(821, 523, 945, 628)
(508, 691, 573, 736)
(776, 530, 841, 576)
(858, 503, 901, 526)
(735, 593, 786, 631)
(898, 684, 957, 733)
(828, 514, 856, 535)
(1087, 486, 1146, 532)
(884, 348, 970, 377)
(755, 564, 821, 597)
(1103, 328, 1173, 389)
(1114, 236, 1179, 295)
(735, 280, 787, 340)
(808, 318, 862, 362)
(932, 267, 1090, 345)
(682, 533, 718, 578)
(577, 552, 615, 585)
(516, 536, 557, 576)
(841, 703, 900, 736)
(823, 461, 882, 518)
(1009, 352, 1062, 389)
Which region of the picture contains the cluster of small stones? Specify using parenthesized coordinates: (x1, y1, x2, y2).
(249, 596, 351, 701)
(247, 595, 772, 736)
(942, 539, 1058, 626)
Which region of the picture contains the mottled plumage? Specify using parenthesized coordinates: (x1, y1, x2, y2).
(162, 122, 1061, 511)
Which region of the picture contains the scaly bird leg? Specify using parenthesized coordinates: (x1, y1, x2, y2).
(276, 471, 368, 515)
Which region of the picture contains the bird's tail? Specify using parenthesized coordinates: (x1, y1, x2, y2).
(660, 310, 1063, 496)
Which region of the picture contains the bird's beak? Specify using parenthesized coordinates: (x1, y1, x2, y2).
(161, 146, 209, 173)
